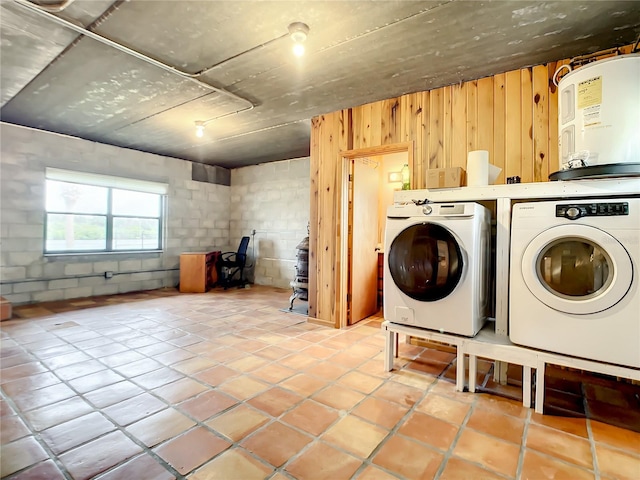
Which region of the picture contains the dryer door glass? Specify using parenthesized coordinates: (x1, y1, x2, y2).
(388, 223, 463, 301)
(522, 224, 633, 314)
(537, 239, 612, 299)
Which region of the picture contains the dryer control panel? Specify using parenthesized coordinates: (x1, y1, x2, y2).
(556, 202, 629, 220)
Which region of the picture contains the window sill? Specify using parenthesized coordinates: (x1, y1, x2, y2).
(44, 250, 163, 258)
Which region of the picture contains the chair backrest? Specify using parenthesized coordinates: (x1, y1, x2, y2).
(237, 236, 250, 265)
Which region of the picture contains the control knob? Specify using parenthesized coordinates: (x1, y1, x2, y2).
(422, 205, 433, 215)
(565, 207, 581, 220)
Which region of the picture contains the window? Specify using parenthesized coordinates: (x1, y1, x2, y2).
(45, 168, 167, 253)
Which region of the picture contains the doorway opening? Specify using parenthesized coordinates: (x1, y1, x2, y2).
(338, 142, 413, 328)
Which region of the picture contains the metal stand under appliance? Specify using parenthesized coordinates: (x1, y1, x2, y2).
(289, 236, 308, 312)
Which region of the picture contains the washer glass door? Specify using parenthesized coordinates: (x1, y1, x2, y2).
(388, 223, 463, 301)
(522, 225, 633, 314)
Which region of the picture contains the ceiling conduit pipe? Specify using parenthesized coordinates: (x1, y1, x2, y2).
(184, 118, 309, 150)
(12, 0, 255, 113)
(201, 119, 309, 145)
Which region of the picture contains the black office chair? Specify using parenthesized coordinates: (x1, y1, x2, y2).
(217, 236, 250, 289)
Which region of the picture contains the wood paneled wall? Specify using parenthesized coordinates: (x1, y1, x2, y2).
(309, 45, 633, 327)
(308, 110, 350, 326)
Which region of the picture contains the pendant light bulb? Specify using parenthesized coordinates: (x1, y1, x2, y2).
(288, 22, 309, 57)
(195, 121, 205, 138)
(293, 43, 305, 57)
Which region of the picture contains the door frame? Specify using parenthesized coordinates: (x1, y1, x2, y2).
(337, 142, 414, 328)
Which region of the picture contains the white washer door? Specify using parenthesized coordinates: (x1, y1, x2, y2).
(521, 224, 633, 314)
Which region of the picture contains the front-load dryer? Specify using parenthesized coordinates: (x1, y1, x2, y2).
(384, 202, 491, 336)
(510, 198, 640, 368)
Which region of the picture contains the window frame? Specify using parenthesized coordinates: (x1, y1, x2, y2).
(44, 168, 168, 255)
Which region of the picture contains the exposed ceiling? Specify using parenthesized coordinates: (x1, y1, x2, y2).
(1, 0, 639, 169)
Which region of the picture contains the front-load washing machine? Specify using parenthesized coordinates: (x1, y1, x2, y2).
(384, 202, 491, 336)
(510, 198, 640, 368)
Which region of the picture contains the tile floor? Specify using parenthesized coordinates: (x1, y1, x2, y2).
(1, 286, 639, 480)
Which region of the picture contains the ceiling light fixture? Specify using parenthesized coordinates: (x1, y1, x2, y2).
(288, 22, 309, 57)
(195, 120, 205, 138)
(193, 22, 310, 138)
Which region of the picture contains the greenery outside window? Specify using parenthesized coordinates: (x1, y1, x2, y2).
(45, 168, 167, 253)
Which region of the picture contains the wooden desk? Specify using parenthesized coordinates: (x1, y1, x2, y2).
(179, 251, 220, 293)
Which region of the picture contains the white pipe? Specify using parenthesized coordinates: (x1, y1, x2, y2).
(12, 0, 255, 111)
(195, 119, 308, 145)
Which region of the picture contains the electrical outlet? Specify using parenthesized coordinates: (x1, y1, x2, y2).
(104, 271, 113, 279)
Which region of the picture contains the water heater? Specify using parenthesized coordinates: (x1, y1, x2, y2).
(554, 53, 640, 179)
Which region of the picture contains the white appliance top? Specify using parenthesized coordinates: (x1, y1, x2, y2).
(387, 202, 483, 219)
(394, 177, 640, 204)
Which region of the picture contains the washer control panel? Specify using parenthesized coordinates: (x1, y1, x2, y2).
(556, 202, 629, 220)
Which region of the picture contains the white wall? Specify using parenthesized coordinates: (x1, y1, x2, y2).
(378, 152, 408, 247)
(0, 123, 230, 304)
(230, 158, 310, 289)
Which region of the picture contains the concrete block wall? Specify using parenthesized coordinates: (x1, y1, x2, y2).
(230, 158, 310, 289)
(0, 123, 230, 305)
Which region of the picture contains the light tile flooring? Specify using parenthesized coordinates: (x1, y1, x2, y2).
(1, 286, 639, 480)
